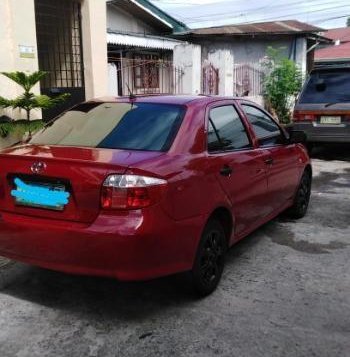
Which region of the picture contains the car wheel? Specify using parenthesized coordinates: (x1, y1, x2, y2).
(287, 170, 312, 219)
(191, 219, 227, 297)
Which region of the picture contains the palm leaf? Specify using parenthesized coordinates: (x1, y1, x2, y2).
(26, 71, 47, 91)
(0, 122, 13, 138)
(0, 71, 69, 120)
(0, 96, 14, 108)
(1, 71, 47, 92)
(34, 93, 70, 109)
(14, 119, 44, 136)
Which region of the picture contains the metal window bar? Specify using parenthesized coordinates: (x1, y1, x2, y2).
(233, 63, 264, 97)
(108, 57, 183, 96)
(35, 0, 84, 89)
(202, 63, 219, 95)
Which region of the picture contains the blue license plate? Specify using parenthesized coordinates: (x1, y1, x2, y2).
(11, 177, 70, 211)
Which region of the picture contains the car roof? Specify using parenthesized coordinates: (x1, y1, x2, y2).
(90, 95, 251, 106)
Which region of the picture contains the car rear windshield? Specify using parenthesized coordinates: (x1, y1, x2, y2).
(299, 69, 350, 104)
(30, 102, 185, 151)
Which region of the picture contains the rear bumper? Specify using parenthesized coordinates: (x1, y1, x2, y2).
(0, 209, 203, 281)
(293, 122, 350, 143)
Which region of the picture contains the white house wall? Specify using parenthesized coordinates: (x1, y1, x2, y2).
(198, 36, 308, 102)
(207, 49, 234, 96)
(0, 0, 40, 119)
(0, 0, 108, 121)
(107, 5, 157, 34)
(201, 37, 307, 73)
(173, 44, 201, 95)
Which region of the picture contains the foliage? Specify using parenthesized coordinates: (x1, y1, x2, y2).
(0, 120, 44, 138)
(347, 17, 350, 27)
(0, 122, 13, 138)
(0, 71, 69, 137)
(261, 47, 302, 124)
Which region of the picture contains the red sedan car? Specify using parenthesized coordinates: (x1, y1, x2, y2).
(0, 96, 311, 295)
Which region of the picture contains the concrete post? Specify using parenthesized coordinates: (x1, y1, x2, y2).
(207, 49, 234, 96)
(81, 0, 108, 100)
(295, 37, 307, 80)
(173, 44, 201, 95)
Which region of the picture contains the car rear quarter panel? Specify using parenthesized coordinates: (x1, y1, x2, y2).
(126, 101, 232, 222)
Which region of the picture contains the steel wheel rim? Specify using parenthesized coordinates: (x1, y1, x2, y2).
(199, 230, 224, 286)
(299, 175, 311, 211)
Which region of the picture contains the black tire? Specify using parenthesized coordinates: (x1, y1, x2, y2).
(191, 219, 227, 297)
(287, 170, 312, 219)
(305, 143, 314, 155)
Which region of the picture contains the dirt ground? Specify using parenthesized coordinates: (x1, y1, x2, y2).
(0, 144, 349, 357)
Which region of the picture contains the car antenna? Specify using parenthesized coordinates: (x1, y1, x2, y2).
(125, 83, 136, 105)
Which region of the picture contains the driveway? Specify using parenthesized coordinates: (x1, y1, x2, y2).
(0, 145, 349, 357)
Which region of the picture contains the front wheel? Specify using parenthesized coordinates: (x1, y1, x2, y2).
(190, 219, 227, 297)
(286, 170, 312, 219)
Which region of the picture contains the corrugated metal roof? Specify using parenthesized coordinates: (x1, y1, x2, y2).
(107, 31, 184, 50)
(180, 20, 323, 36)
(322, 27, 350, 43)
(315, 42, 350, 61)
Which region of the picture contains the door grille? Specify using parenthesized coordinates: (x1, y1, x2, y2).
(35, 0, 85, 119)
(35, 0, 84, 88)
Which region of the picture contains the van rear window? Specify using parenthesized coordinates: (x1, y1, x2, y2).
(299, 69, 350, 104)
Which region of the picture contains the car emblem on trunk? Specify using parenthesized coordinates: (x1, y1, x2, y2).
(31, 161, 47, 174)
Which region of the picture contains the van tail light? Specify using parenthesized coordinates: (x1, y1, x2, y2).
(101, 174, 167, 210)
(293, 112, 316, 122)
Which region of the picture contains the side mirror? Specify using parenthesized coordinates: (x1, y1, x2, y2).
(289, 130, 307, 144)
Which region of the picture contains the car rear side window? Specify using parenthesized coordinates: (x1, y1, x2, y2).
(241, 105, 283, 147)
(30, 103, 185, 151)
(207, 105, 251, 152)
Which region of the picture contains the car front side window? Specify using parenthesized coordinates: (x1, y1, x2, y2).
(241, 105, 284, 147)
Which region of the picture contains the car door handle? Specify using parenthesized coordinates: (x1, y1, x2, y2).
(220, 165, 233, 176)
(264, 158, 274, 165)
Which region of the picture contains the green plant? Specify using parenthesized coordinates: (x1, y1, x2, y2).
(0, 120, 44, 139)
(0, 122, 13, 138)
(0, 71, 69, 136)
(262, 47, 302, 124)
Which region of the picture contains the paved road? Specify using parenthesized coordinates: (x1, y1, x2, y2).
(0, 145, 349, 357)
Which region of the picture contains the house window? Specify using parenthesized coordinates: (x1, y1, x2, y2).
(133, 54, 160, 89)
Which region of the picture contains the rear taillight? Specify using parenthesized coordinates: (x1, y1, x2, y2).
(101, 174, 167, 210)
(293, 112, 316, 122)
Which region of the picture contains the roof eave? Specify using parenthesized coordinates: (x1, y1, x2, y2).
(315, 57, 350, 62)
(107, 0, 188, 33)
(130, 0, 188, 32)
(174, 31, 327, 38)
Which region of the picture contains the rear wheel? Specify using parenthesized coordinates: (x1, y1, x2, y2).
(287, 170, 312, 219)
(191, 219, 227, 297)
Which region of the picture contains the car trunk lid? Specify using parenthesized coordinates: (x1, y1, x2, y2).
(0, 144, 163, 223)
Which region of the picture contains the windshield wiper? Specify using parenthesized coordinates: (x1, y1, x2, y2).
(325, 101, 350, 107)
